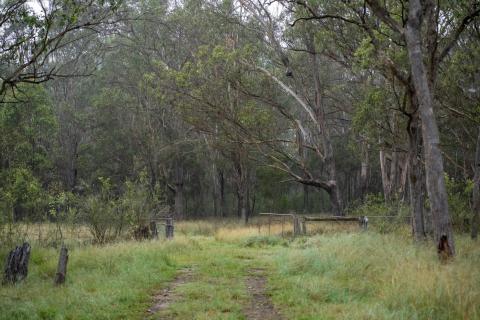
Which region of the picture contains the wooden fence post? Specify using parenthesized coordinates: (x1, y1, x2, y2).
(150, 221, 159, 239)
(3, 242, 31, 284)
(54, 245, 68, 285)
(293, 215, 301, 237)
(302, 218, 307, 235)
(359, 216, 368, 230)
(268, 216, 271, 235)
(166, 218, 174, 239)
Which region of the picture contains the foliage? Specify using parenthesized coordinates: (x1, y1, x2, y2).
(243, 235, 288, 247)
(80, 177, 120, 244)
(444, 174, 474, 231)
(348, 194, 411, 234)
(118, 172, 166, 231)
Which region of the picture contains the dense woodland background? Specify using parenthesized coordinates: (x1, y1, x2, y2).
(1, 0, 480, 253)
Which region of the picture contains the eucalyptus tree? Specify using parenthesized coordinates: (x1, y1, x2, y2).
(0, 0, 123, 101)
(276, 0, 480, 255)
(235, 0, 350, 215)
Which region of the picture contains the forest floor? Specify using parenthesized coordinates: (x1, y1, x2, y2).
(0, 221, 479, 319)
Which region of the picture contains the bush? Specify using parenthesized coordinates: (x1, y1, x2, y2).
(118, 173, 165, 236)
(348, 194, 410, 234)
(444, 173, 472, 231)
(243, 235, 288, 247)
(81, 174, 166, 244)
(81, 178, 120, 244)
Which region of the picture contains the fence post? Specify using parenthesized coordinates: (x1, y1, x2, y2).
(302, 217, 307, 235)
(54, 245, 68, 285)
(293, 215, 301, 237)
(268, 216, 271, 235)
(166, 217, 174, 239)
(150, 221, 158, 239)
(359, 216, 368, 230)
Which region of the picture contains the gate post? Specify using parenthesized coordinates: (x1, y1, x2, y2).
(165, 217, 174, 239)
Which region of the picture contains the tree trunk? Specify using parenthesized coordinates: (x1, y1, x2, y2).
(471, 126, 480, 239)
(212, 163, 220, 217)
(174, 161, 185, 219)
(360, 142, 369, 200)
(219, 170, 226, 217)
(379, 147, 392, 201)
(328, 185, 343, 216)
(405, 0, 455, 256)
(303, 185, 309, 213)
(306, 31, 343, 215)
(390, 148, 400, 198)
(408, 113, 426, 241)
(236, 188, 248, 224)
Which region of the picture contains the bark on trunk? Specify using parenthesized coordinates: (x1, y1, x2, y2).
(406, 0, 455, 256)
(328, 184, 343, 216)
(174, 161, 185, 219)
(303, 184, 309, 213)
(212, 162, 220, 217)
(234, 152, 249, 224)
(360, 143, 369, 200)
(219, 170, 226, 217)
(408, 113, 426, 241)
(379, 147, 392, 201)
(471, 126, 480, 239)
(306, 31, 343, 215)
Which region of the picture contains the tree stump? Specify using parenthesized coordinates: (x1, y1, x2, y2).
(54, 245, 69, 285)
(438, 234, 453, 262)
(3, 242, 31, 284)
(166, 218, 174, 239)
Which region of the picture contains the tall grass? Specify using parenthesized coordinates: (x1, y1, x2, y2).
(268, 233, 480, 319)
(1, 221, 479, 319)
(0, 240, 180, 320)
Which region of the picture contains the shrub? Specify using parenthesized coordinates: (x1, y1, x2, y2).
(243, 235, 288, 247)
(348, 194, 410, 234)
(444, 173, 472, 231)
(81, 177, 120, 244)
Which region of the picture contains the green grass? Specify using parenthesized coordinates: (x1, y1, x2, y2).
(1, 224, 479, 319)
(269, 233, 480, 320)
(0, 240, 178, 320)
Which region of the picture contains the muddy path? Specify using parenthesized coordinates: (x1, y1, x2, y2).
(244, 268, 283, 320)
(146, 267, 194, 317)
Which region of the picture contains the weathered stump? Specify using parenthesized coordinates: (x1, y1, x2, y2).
(54, 245, 69, 285)
(438, 234, 453, 262)
(166, 218, 174, 239)
(150, 221, 158, 239)
(3, 242, 31, 284)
